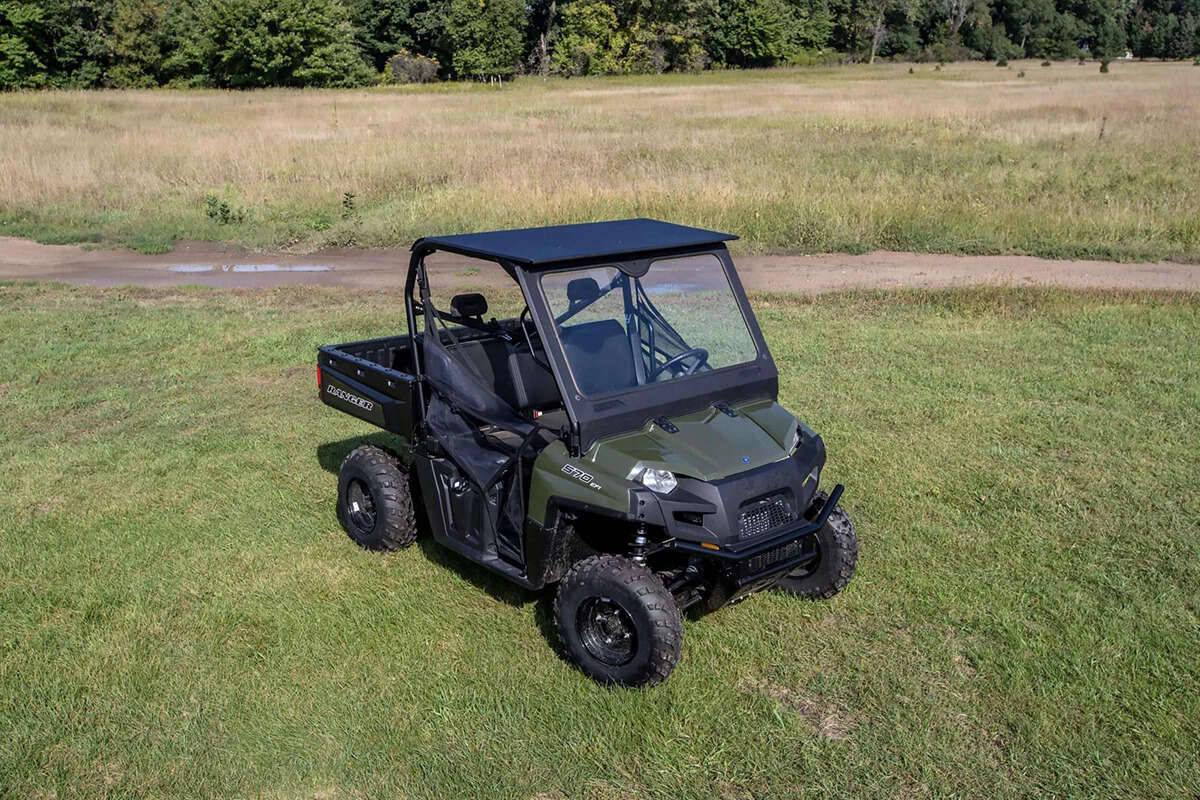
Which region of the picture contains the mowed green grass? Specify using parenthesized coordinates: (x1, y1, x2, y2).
(1, 283, 1197, 798)
(1, 61, 1199, 262)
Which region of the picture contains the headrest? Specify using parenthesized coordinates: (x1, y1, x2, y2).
(450, 292, 488, 318)
(566, 277, 600, 305)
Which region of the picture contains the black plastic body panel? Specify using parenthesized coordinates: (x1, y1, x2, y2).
(416, 456, 490, 551)
(690, 484, 843, 607)
(523, 516, 595, 589)
(523, 494, 644, 588)
(318, 340, 418, 438)
(414, 456, 538, 589)
(635, 431, 827, 547)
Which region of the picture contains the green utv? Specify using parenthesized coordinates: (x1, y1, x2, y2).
(317, 220, 857, 686)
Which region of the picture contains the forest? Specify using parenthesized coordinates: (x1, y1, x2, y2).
(1, 0, 1198, 89)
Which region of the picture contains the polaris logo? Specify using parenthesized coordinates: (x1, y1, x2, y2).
(561, 463, 602, 490)
(326, 383, 374, 412)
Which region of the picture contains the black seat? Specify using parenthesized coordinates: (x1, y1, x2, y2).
(449, 336, 561, 413)
(449, 339, 516, 400)
(559, 319, 637, 396)
(507, 349, 559, 411)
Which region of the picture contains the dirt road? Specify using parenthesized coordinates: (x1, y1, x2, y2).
(2, 237, 1198, 292)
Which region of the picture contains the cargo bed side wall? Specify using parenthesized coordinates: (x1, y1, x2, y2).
(335, 335, 415, 374)
(318, 342, 418, 442)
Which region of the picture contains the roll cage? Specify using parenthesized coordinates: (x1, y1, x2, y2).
(403, 219, 780, 455)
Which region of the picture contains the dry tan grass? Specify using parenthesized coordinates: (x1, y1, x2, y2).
(0, 60, 1197, 260)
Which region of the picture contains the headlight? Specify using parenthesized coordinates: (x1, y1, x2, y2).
(638, 467, 677, 495)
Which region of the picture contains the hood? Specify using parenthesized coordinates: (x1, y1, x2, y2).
(586, 399, 800, 482)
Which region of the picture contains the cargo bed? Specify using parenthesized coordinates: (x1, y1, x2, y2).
(318, 334, 419, 440)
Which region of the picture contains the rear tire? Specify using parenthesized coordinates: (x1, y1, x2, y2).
(336, 445, 418, 551)
(773, 491, 857, 600)
(554, 555, 683, 687)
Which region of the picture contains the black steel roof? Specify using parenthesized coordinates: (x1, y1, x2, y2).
(413, 218, 736, 267)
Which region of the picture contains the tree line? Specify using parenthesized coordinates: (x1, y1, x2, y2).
(2, 0, 1198, 90)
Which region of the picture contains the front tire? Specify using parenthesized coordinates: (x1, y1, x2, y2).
(773, 491, 858, 600)
(336, 445, 418, 550)
(554, 555, 683, 687)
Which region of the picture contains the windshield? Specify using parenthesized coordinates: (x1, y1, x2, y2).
(540, 253, 758, 397)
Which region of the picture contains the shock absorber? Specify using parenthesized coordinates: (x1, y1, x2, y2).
(631, 524, 649, 565)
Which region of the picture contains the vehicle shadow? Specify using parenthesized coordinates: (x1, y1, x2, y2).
(315, 433, 401, 474)
(315, 436, 563, 656)
(416, 537, 566, 667)
(414, 536, 533, 608)
(415, 535, 563, 661)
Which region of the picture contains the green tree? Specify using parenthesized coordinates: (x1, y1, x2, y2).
(29, 0, 116, 87)
(0, 0, 48, 88)
(1, 0, 122, 88)
(109, 0, 167, 87)
(437, 0, 526, 78)
(1168, 11, 1197, 55)
(185, 0, 373, 87)
(350, 0, 422, 71)
(1130, 0, 1200, 58)
(992, 0, 1090, 58)
(709, 0, 791, 66)
(157, 1, 206, 84)
(1149, 12, 1175, 56)
(551, 0, 627, 75)
(827, 0, 918, 61)
(608, 0, 715, 73)
(785, 0, 834, 52)
(1094, 12, 1124, 67)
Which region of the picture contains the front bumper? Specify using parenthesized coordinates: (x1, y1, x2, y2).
(671, 483, 844, 587)
(630, 430, 827, 542)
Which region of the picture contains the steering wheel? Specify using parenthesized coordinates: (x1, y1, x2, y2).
(647, 348, 709, 380)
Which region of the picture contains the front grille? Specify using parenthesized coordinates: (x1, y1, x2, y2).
(738, 537, 815, 579)
(737, 492, 795, 540)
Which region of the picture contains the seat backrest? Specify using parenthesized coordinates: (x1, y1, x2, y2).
(508, 349, 560, 411)
(449, 339, 519, 405)
(450, 336, 562, 413)
(559, 319, 637, 396)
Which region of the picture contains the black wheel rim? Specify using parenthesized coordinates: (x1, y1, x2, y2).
(345, 479, 376, 535)
(577, 596, 638, 667)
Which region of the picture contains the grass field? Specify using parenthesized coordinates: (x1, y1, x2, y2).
(1, 282, 1197, 798)
(1, 61, 1199, 262)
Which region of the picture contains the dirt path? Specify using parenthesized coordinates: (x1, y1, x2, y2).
(2, 237, 1198, 293)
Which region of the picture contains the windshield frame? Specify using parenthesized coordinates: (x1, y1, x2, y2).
(518, 245, 778, 454)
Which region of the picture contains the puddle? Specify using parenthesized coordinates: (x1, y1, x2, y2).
(644, 282, 701, 294)
(167, 264, 334, 273)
